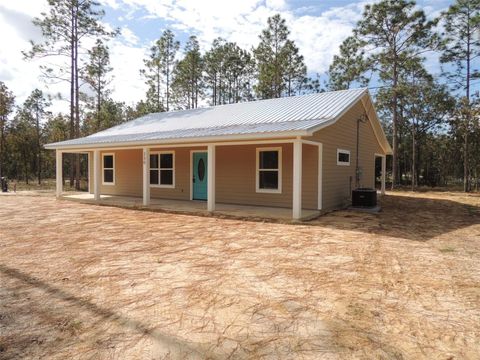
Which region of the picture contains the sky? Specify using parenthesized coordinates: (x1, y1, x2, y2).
(0, 0, 455, 114)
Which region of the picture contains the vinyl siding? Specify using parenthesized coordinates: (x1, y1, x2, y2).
(305, 101, 385, 211)
(86, 143, 318, 210)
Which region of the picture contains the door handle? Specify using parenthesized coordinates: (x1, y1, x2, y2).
(192, 177, 195, 183)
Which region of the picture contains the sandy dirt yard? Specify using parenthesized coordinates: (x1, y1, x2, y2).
(0, 191, 479, 359)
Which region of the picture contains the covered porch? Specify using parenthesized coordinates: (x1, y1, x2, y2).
(61, 193, 321, 221)
(54, 139, 326, 220)
(53, 138, 387, 220)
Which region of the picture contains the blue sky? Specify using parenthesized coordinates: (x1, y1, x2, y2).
(0, 0, 461, 113)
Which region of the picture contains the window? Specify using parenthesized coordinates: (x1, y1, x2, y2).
(150, 151, 174, 188)
(337, 149, 350, 166)
(256, 147, 282, 193)
(102, 153, 115, 185)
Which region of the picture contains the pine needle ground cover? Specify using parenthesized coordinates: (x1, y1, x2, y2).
(0, 191, 479, 359)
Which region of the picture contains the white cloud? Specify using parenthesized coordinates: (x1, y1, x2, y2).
(0, 0, 453, 117)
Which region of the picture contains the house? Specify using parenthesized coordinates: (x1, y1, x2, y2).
(45, 88, 392, 220)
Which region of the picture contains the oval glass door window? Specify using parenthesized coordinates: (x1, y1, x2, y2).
(198, 158, 205, 181)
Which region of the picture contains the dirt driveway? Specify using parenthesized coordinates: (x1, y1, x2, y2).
(1, 191, 479, 359)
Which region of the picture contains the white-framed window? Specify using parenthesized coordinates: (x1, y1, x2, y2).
(337, 149, 350, 166)
(256, 147, 282, 193)
(150, 151, 175, 188)
(102, 153, 115, 185)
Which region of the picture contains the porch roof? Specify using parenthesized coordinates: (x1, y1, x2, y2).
(45, 88, 370, 150)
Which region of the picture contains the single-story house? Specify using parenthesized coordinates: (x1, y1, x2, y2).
(45, 88, 392, 220)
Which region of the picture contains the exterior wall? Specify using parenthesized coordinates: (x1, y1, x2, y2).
(149, 146, 205, 200)
(305, 101, 385, 211)
(216, 143, 317, 209)
(100, 149, 142, 197)
(86, 142, 318, 210)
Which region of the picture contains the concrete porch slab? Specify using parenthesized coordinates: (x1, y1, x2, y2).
(61, 193, 320, 222)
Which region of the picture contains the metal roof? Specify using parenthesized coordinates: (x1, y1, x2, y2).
(46, 88, 368, 149)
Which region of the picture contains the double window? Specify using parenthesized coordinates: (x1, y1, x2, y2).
(337, 149, 350, 166)
(256, 147, 282, 193)
(102, 153, 115, 185)
(150, 151, 175, 188)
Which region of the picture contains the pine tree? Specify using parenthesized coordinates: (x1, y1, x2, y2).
(25, 0, 116, 189)
(172, 36, 204, 109)
(204, 38, 255, 105)
(328, 36, 369, 90)
(0, 82, 15, 180)
(254, 14, 306, 99)
(23, 90, 51, 185)
(353, 0, 439, 188)
(141, 30, 179, 112)
(283, 40, 307, 96)
(82, 39, 113, 132)
(438, 0, 480, 191)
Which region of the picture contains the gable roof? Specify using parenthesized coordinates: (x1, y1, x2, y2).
(45, 88, 392, 154)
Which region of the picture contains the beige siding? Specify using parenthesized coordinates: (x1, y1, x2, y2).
(99, 149, 142, 197)
(305, 101, 385, 211)
(149, 146, 205, 200)
(215, 143, 317, 209)
(85, 143, 318, 210)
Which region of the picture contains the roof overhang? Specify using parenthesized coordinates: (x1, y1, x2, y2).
(44, 130, 309, 151)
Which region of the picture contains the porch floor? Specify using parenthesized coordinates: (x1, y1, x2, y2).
(61, 193, 320, 221)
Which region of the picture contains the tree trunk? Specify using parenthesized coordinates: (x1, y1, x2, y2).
(36, 112, 41, 185)
(464, 10, 471, 192)
(74, 3, 80, 190)
(0, 118, 4, 179)
(411, 125, 416, 192)
(69, 4, 75, 187)
(391, 59, 399, 190)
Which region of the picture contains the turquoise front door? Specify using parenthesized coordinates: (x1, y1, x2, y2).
(193, 152, 208, 200)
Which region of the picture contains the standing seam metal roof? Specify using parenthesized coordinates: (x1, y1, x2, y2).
(46, 88, 368, 148)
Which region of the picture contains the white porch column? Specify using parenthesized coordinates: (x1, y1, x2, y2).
(143, 147, 150, 206)
(55, 150, 62, 198)
(87, 152, 92, 194)
(93, 149, 101, 201)
(207, 144, 216, 212)
(292, 140, 302, 219)
(381, 155, 386, 196)
(318, 143, 323, 210)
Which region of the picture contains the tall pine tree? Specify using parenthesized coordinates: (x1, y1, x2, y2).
(439, 0, 480, 191)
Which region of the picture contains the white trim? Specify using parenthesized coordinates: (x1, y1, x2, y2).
(255, 146, 282, 194)
(318, 143, 323, 210)
(301, 139, 321, 146)
(142, 147, 150, 206)
(375, 153, 386, 196)
(46, 139, 296, 152)
(87, 152, 92, 194)
(102, 153, 115, 185)
(292, 140, 302, 219)
(93, 150, 101, 201)
(190, 150, 206, 200)
(362, 92, 393, 154)
(337, 149, 351, 166)
(44, 132, 304, 150)
(207, 145, 216, 212)
(307, 89, 367, 134)
(55, 150, 62, 198)
(149, 150, 175, 188)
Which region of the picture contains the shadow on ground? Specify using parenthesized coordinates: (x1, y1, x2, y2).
(312, 192, 480, 241)
(0, 264, 216, 359)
